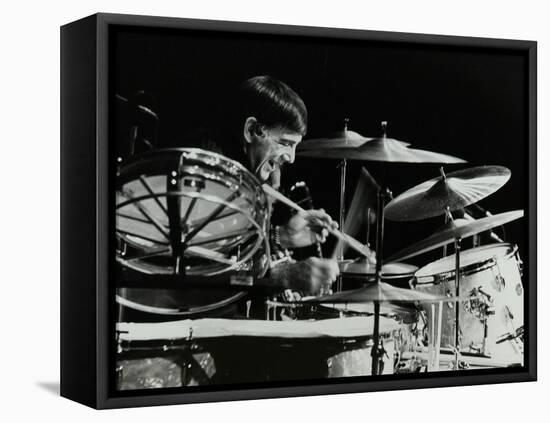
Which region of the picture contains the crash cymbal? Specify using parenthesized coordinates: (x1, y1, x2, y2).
(298, 121, 465, 164)
(387, 210, 524, 262)
(298, 120, 410, 152)
(385, 166, 511, 221)
(339, 259, 418, 277)
(298, 136, 466, 163)
(306, 281, 456, 304)
(298, 130, 373, 150)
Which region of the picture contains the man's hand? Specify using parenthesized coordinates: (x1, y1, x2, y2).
(270, 257, 340, 296)
(279, 209, 338, 249)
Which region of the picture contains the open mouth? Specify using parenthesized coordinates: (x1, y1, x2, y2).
(258, 159, 277, 181)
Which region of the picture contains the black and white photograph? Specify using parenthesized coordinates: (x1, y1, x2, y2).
(110, 19, 534, 394)
(4, 0, 550, 419)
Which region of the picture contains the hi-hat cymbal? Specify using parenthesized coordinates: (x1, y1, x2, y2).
(339, 259, 418, 277)
(306, 281, 456, 304)
(387, 210, 524, 262)
(385, 166, 512, 222)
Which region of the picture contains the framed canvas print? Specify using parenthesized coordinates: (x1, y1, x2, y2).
(60, 13, 537, 409)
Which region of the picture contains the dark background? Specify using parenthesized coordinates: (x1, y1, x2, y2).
(111, 25, 529, 269)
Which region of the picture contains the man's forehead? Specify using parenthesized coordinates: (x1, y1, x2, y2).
(278, 132, 303, 143)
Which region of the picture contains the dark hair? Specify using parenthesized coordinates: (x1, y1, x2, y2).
(235, 76, 308, 136)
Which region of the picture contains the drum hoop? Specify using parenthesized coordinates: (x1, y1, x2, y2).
(415, 243, 518, 285)
(118, 148, 264, 194)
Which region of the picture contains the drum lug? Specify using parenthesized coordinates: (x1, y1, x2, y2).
(517, 256, 524, 277)
(490, 261, 506, 292)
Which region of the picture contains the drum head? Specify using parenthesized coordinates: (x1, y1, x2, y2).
(116, 148, 269, 276)
(415, 243, 515, 279)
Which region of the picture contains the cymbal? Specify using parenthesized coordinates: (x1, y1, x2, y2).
(298, 136, 466, 164)
(306, 281, 456, 304)
(387, 210, 524, 262)
(339, 259, 418, 277)
(320, 301, 417, 316)
(385, 166, 511, 221)
(298, 130, 374, 150)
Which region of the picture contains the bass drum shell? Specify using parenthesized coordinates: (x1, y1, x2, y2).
(116, 316, 400, 388)
(413, 243, 523, 364)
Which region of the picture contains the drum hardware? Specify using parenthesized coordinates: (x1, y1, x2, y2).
(496, 326, 524, 344)
(116, 329, 129, 354)
(337, 119, 351, 289)
(400, 347, 522, 371)
(371, 187, 390, 375)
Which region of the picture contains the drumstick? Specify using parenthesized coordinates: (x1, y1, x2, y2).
(262, 184, 371, 258)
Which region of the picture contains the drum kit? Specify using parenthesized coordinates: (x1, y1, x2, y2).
(115, 120, 524, 389)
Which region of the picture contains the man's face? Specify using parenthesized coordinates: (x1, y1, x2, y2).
(248, 125, 302, 189)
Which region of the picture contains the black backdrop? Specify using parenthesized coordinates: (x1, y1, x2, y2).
(111, 25, 528, 269)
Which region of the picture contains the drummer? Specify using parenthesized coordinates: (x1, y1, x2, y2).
(189, 75, 339, 296)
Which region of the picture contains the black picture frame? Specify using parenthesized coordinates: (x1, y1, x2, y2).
(60, 12, 537, 409)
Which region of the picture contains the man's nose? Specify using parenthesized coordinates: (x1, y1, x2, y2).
(283, 146, 296, 164)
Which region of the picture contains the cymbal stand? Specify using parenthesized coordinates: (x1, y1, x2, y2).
(453, 235, 463, 370)
(336, 119, 350, 292)
(371, 187, 392, 375)
(443, 206, 463, 370)
(440, 168, 450, 258)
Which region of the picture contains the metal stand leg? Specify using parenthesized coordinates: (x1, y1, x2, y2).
(336, 158, 347, 292)
(371, 301, 381, 375)
(371, 188, 391, 376)
(454, 236, 462, 370)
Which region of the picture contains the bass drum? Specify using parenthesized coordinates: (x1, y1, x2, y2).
(115, 148, 270, 320)
(116, 316, 401, 389)
(413, 243, 524, 365)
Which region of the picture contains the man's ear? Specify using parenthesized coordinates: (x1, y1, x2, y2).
(243, 117, 262, 144)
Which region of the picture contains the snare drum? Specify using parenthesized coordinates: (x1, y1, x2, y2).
(413, 243, 523, 364)
(115, 148, 270, 318)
